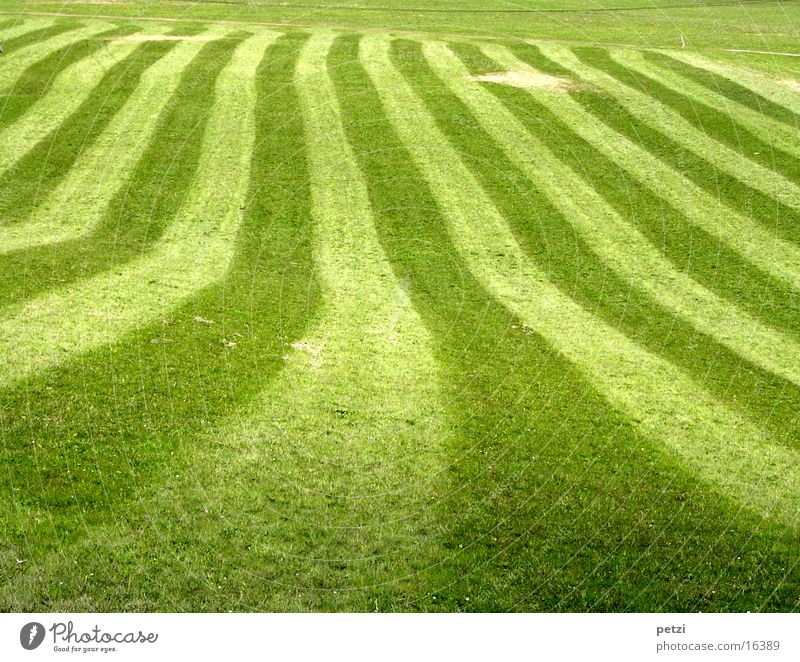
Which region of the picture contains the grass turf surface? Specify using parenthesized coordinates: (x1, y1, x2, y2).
(0, 1, 798, 611)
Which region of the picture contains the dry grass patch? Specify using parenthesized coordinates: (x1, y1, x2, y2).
(471, 69, 575, 91)
(778, 78, 800, 91)
(290, 339, 324, 366)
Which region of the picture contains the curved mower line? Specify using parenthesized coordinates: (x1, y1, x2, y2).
(0, 25, 157, 179)
(0, 32, 276, 388)
(361, 34, 800, 529)
(666, 51, 800, 116)
(539, 44, 800, 215)
(0, 17, 54, 44)
(423, 40, 800, 389)
(0, 38, 209, 253)
(612, 48, 800, 160)
(0, 22, 116, 97)
(475, 43, 800, 296)
(174, 34, 449, 588)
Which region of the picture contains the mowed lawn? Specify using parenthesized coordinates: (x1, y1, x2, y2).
(0, 0, 799, 611)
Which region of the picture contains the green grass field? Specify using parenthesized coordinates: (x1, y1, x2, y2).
(0, 0, 799, 612)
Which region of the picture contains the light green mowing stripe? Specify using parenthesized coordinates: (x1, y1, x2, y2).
(0, 22, 114, 92)
(667, 51, 800, 115)
(538, 44, 800, 214)
(206, 31, 446, 566)
(477, 43, 800, 295)
(0, 25, 165, 179)
(611, 48, 800, 159)
(423, 40, 800, 388)
(0, 39, 209, 253)
(0, 32, 274, 388)
(361, 34, 800, 530)
(0, 16, 51, 42)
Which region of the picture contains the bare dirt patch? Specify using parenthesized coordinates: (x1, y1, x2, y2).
(778, 79, 800, 92)
(471, 70, 575, 91)
(108, 34, 216, 42)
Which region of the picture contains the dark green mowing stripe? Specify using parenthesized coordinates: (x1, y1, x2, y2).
(645, 51, 800, 130)
(0, 33, 247, 310)
(329, 32, 799, 612)
(1, 19, 82, 53)
(0, 32, 319, 608)
(508, 42, 800, 251)
(0, 23, 140, 130)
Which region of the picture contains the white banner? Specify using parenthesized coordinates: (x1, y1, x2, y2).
(0, 613, 797, 661)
